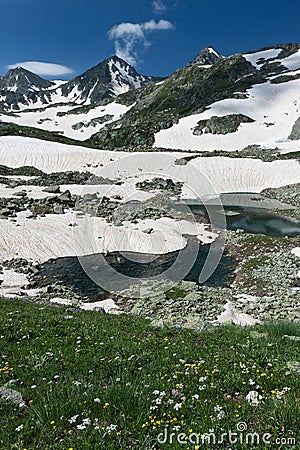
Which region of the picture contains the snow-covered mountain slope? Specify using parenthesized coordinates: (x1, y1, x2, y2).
(0, 67, 53, 93)
(0, 101, 134, 141)
(0, 56, 155, 112)
(154, 45, 300, 152)
(243, 47, 300, 71)
(155, 77, 300, 152)
(1, 44, 300, 152)
(0, 55, 155, 139)
(89, 43, 300, 150)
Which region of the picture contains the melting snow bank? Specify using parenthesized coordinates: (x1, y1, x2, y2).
(216, 301, 262, 326)
(0, 136, 299, 275)
(0, 269, 29, 297)
(0, 137, 125, 174)
(0, 136, 299, 322)
(49, 297, 121, 314)
(0, 212, 216, 263)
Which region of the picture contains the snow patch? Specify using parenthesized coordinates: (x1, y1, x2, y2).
(243, 48, 282, 68)
(0, 269, 28, 296)
(217, 301, 262, 326)
(291, 247, 300, 258)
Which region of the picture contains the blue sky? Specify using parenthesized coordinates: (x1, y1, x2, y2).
(1, 0, 299, 79)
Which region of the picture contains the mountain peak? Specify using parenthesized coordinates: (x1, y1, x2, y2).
(58, 55, 155, 104)
(6, 66, 32, 77)
(2, 66, 53, 92)
(107, 55, 127, 63)
(190, 46, 222, 66)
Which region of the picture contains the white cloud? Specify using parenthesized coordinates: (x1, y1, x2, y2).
(152, 0, 167, 13)
(143, 19, 172, 31)
(108, 19, 174, 66)
(7, 61, 74, 76)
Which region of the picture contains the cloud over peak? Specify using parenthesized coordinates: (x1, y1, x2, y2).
(7, 61, 74, 77)
(108, 19, 174, 66)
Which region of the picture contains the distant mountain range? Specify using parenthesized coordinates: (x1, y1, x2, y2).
(0, 44, 299, 152)
(0, 56, 159, 111)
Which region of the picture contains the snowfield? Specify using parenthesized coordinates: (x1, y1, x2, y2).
(244, 48, 300, 72)
(0, 101, 133, 141)
(0, 212, 216, 262)
(0, 212, 216, 263)
(1, 137, 300, 195)
(292, 247, 300, 258)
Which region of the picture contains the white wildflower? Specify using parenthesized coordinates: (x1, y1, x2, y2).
(68, 415, 79, 424)
(199, 376, 207, 382)
(82, 418, 91, 426)
(173, 403, 182, 411)
(106, 424, 118, 432)
(246, 390, 263, 406)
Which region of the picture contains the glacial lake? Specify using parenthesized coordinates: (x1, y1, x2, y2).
(35, 195, 300, 299)
(190, 206, 300, 238)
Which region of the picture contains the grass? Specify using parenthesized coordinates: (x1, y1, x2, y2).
(165, 287, 187, 300)
(0, 297, 299, 449)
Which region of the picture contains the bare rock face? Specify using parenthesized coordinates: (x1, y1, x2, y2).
(289, 117, 300, 140)
(193, 114, 255, 135)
